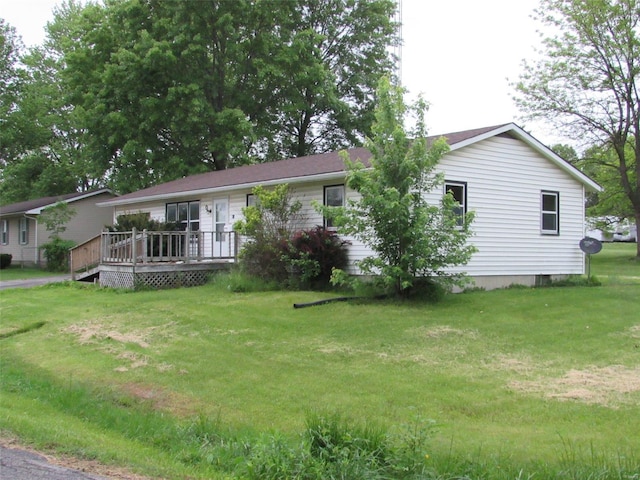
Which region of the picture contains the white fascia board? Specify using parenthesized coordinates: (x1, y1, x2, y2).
(97, 172, 347, 207)
(448, 123, 602, 193)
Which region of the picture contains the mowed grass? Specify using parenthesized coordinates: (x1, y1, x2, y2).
(0, 264, 64, 281)
(0, 244, 638, 478)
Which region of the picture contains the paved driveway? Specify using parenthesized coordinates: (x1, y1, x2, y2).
(0, 275, 70, 290)
(0, 446, 108, 480)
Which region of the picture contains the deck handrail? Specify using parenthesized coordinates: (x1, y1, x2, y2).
(69, 233, 102, 279)
(70, 229, 240, 274)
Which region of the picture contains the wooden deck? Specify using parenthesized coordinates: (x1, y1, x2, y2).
(70, 229, 239, 289)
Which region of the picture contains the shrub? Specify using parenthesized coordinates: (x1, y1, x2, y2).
(0, 253, 12, 269)
(41, 238, 76, 272)
(285, 226, 349, 288)
(109, 212, 178, 232)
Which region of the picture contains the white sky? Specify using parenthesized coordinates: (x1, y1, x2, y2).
(2, 0, 561, 144)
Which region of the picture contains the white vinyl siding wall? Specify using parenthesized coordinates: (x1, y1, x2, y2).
(434, 136, 585, 276)
(111, 135, 587, 279)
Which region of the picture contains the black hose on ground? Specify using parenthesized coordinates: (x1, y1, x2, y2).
(293, 296, 361, 308)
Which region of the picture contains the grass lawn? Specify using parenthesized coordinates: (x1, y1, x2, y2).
(0, 243, 638, 479)
(0, 264, 63, 281)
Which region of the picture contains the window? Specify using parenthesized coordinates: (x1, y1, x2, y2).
(1, 220, 8, 245)
(246, 194, 256, 207)
(444, 181, 467, 227)
(19, 217, 29, 244)
(324, 185, 344, 229)
(541, 191, 559, 235)
(166, 201, 200, 231)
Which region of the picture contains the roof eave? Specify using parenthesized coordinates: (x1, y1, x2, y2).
(97, 172, 347, 207)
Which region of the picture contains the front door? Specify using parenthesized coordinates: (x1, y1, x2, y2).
(213, 198, 229, 257)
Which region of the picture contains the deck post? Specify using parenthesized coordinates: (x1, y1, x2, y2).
(132, 228, 137, 272)
(142, 229, 148, 263)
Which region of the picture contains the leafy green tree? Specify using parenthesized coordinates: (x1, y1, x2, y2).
(577, 141, 637, 222)
(254, 0, 398, 161)
(0, 3, 101, 202)
(514, 0, 640, 257)
(0, 19, 24, 175)
(39, 201, 77, 272)
(332, 77, 476, 298)
(56, 0, 396, 193)
(234, 184, 304, 282)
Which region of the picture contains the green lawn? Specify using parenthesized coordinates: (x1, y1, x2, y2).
(0, 243, 638, 479)
(0, 264, 63, 281)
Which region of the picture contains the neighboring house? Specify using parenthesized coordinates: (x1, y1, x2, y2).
(586, 217, 637, 242)
(98, 123, 601, 290)
(0, 189, 116, 266)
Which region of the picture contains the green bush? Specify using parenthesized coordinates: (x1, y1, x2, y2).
(285, 226, 349, 288)
(0, 253, 12, 269)
(41, 238, 76, 272)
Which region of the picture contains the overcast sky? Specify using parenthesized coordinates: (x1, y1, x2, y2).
(3, 0, 559, 143)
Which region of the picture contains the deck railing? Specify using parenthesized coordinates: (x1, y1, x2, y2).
(70, 229, 239, 276)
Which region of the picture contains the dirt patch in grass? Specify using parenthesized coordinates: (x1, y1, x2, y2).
(63, 321, 176, 348)
(410, 325, 479, 339)
(511, 365, 640, 407)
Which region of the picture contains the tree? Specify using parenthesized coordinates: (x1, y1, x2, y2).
(331, 77, 476, 298)
(233, 184, 304, 283)
(254, 0, 398, 161)
(39, 201, 77, 272)
(514, 0, 640, 257)
(0, 3, 103, 203)
(56, 0, 397, 193)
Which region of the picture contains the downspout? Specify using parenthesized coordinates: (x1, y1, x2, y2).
(24, 214, 39, 265)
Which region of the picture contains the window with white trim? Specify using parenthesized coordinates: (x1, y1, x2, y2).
(1, 220, 8, 245)
(444, 181, 467, 227)
(19, 217, 29, 244)
(166, 201, 200, 231)
(541, 191, 559, 235)
(323, 184, 344, 229)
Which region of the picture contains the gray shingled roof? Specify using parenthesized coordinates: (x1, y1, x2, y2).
(0, 189, 113, 216)
(102, 124, 510, 205)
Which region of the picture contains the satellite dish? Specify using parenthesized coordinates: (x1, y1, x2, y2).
(579, 237, 603, 255)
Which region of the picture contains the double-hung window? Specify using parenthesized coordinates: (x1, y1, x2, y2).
(323, 185, 344, 229)
(1, 220, 8, 245)
(444, 181, 467, 227)
(19, 217, 29, 244)
(541, 191, 559, 235)
(166, 201, 200, 231)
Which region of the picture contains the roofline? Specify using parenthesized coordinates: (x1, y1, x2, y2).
(448, 123, 602, 193)
(26, 188, 116, 214)
(98, 123, 602, 208)
(97, 172, 346, 207)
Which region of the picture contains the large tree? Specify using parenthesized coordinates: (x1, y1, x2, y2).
(254, 0, 397, 161)
(332, 77, 476, 298)
(514, 0, 640, 257)
(0, 4, 101, 203)
(59, 0, 397, 193)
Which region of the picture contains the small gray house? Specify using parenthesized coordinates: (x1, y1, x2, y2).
(0, 189, 116, 267)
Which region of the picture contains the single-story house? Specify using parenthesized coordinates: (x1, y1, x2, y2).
(98, 123, 601, 290)
(0, 189, 116, 266)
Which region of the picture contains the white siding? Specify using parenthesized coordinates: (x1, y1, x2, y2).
(436, 136, 585, 276)
(110, 135, 588, 281)
(337, 136, 586, 278)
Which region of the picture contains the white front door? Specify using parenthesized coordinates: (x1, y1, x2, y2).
(213, 198, 229, 257)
